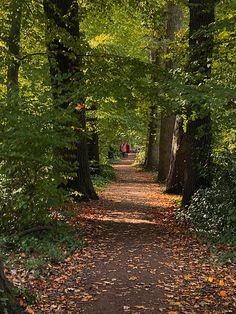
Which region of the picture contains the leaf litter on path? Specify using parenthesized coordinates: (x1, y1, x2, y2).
(6, 154, 236, 313)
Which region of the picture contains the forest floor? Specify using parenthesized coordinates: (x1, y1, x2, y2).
(12, 154, 236, 313)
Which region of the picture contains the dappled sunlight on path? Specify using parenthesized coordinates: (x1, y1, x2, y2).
(80, 154, 177, 227)
(32, 154, 235, 314)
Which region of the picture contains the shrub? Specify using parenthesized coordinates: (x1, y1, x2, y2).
(133, 149, 146, 167)
(176, 148, 236, 244)
(0, 97, 77, 233)
(92, 164, 116, 191)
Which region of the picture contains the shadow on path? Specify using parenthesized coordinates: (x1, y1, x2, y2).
(33, 154, 236, 314)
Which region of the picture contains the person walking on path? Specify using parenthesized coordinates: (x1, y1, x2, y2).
(124, 143, 130, 156)
(120, 143, 126, 157)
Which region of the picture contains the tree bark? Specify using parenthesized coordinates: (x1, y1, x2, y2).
(144, 40, 163, 171)
(87, 106, 100, 175)
(182, 0, 215, 206)
(145, 103, 160, 170)
(7, 0, 22, 105)
(158, 114, 176, 181)
(158, 1, 183, 182)
(166, 116, 186, 193)
(43, 0, 98, 200)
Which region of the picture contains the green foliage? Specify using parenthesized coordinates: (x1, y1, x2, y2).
(81, 4, 153, 157)
(0, 2, 79, 232)
(92, 164, 116, 191)
(0, 222, 83, 272)
(17, 286, 38, 305)
(133, 149, 146, 167)
(0, 92, 78, 231)
(176, 149, 236, 244)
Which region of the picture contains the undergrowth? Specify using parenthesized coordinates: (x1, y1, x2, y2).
(176, 148, 236, 263)
(92, 163, 116, 191)
(0, 221, 83, 274)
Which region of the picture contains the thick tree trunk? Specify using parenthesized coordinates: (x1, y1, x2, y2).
(145, 47, 162, 171)
(166, 116, 186, 193)
(87, 106, 100, 175)
(73, 107, 98, 200)
(3, 3, 26, 310)
(182, 115, 212, 205)
(0, 260, 25, 314)
(158, 114, 176, 181)
(145, 104, 160, 170)
(88, 127, 100, 175)
(7, 0, 22, 105)
(182, 0, 215, 206)
(43, 0, 98, 200)
(158, 1, 183, 182)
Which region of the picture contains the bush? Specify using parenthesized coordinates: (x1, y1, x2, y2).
(177, 187, 236, 243)
(0, 96, 77, 233)
(133, 149, 146, 167)
(0, 222, 83, 271)
(176, 148, 236, 244)
(92, 164, 116, 191)
(100, 164, 117, 181)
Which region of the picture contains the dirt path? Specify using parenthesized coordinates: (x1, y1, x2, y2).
(34, 154, 235, 314)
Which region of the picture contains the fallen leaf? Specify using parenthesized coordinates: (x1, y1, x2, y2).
(134, 305, 146, 309)
(26, 306, 35, 314)
(184, 274, 191, 280)
(219, 290, 227, 297)
(208, 276, 214, 283)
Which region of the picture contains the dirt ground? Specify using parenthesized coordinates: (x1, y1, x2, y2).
(29, 154, 235, 313)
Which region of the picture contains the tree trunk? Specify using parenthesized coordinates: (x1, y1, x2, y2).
(88, 129, 100, 175)
(0, 260, 25, 314)
(145, 103, 160, 170)
(87, 107, 100, 175)
(73, 107, 99, 200)
(7, 0, 22, 105)
(182, 0, 215, 206)
(43, 0, 98, 200)
(158, 1, 183, 182)
(145, 44, 162, 170)
(165, 116, 186, 193)
(158, 114, 176, 181)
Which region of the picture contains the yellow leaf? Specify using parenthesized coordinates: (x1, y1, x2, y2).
(208, 276, 214, 283)
(26, 306, 35, 314)
(219, 279, 224, 286)
(219, 290, 227, 298)
(174, 302, 182, 307)
(168, 312, 179, 314)
(228, 276, 236, 285)
(184, 274, 191, 280)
